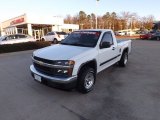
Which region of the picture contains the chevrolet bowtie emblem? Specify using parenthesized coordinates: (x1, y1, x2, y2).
(37, 61, 44, 65)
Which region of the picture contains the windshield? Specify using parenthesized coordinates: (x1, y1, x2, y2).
(56, 32, 67, 35)
(61, 31, 101, 47)
(0, 36, 6, 41)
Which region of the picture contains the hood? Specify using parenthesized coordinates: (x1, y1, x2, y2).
(34, 44, 93, 60)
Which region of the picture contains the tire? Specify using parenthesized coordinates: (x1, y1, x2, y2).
(156, 37, 160, 41)
(53, 39, 58, 44)
(118, 51, 128, 67)
(77, 67, 96, 93)
(41, 38, 45, 41)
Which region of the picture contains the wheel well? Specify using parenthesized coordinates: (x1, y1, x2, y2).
(123, 48, 128, 54)
(78, 60, 97, 75)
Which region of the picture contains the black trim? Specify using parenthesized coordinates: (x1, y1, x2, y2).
(78, 59, 97, 75)
(99, 31, 114, 49)
(100, 54, 121, 66)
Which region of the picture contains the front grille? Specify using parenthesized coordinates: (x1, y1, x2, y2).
(34, 56, 55, 64)
(33, 62, 55, 76)
(33, 56, 69, 78)
(33, 56, 55, 76)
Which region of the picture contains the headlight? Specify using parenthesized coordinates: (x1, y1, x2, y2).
(54, 60, 75, 67)
(54, 60, 75, 77)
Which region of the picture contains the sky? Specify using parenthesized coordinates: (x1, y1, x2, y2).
(0, 0, 159, 22)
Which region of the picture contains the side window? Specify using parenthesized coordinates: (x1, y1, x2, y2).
(46, 32, 50, 35)
(101, 32, 113, 45)
(15, 35, 20, 39)
(7, 35, 16, 40)
(16, 35, 26, 39)
(19, 35, 26, 38)
(5, 36, 10, 40)
(50, 32, 55, 35)
(60, 32, 67, 35)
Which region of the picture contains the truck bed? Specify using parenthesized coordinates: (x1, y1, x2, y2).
(117, 39, 132, 54)
(117, 39, 128, 43)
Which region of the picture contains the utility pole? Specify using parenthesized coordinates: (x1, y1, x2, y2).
(96, 0, 99, 29)
(131, 16, 135, 30)
(90, 18, 93, 29)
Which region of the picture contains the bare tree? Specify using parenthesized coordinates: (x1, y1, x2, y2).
(64, 14, 73, 24)
(64, 11, 155, 31)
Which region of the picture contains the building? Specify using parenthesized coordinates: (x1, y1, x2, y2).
(0, 13, 79, 39)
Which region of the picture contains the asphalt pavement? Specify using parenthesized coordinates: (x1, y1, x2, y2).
(0, 40, 160, 120)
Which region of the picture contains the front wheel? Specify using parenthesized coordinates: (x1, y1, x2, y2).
(118, 51, 128, 67)
(77, 67, 96, 93)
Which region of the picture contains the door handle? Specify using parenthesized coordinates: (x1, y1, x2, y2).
(112, 47, 115, 50)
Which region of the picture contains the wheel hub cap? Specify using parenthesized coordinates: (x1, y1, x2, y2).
(124, 53, 128, 65)
(84, 72, 94, 89)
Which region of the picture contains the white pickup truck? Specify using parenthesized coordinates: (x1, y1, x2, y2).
(30, 29, 131, 93)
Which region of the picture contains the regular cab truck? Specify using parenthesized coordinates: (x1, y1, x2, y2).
(30, 29, 132, 93)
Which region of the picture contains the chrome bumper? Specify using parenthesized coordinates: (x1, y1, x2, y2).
(30, 65, 77, 84)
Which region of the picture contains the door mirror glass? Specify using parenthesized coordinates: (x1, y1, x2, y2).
(100, 41, 111, 49)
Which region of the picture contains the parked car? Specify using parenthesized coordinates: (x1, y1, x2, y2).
(116, 31, 125, 36)
(57, 31, 68, 38)
(41, 31, 68, 44)
(140, 33, 152, 39)
(0, 34, 35, 45)
(150, 32, 160, 40)
(126, 31, 136, 36)
(30, 29, 132, 93)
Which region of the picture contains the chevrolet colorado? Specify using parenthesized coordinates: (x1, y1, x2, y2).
(30, 29, 131, 93)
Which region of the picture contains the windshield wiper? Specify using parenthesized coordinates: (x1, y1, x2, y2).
(61, 42, 82, 46)
(61, 42, 92, 47)
(69, 43, 84, 46)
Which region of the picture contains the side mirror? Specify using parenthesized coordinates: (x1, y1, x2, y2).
(100, 41, 111, 49)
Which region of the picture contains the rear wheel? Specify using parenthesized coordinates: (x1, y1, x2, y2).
(53, 38, 58, 44)
(118, 51, 128, 67)
(41, 38, 45, 41)
(77, 67, 96, 93)
(156, 37, 160, 41)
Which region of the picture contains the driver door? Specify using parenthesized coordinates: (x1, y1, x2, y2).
(98, 31, 118, 72)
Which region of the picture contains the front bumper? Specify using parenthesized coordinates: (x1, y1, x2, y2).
(30, 65, 77, 89)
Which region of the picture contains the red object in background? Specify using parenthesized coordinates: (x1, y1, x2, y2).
(140, 33, 152, 39)
(10, 18, 24, 25)
(95, 32, 100, 37)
